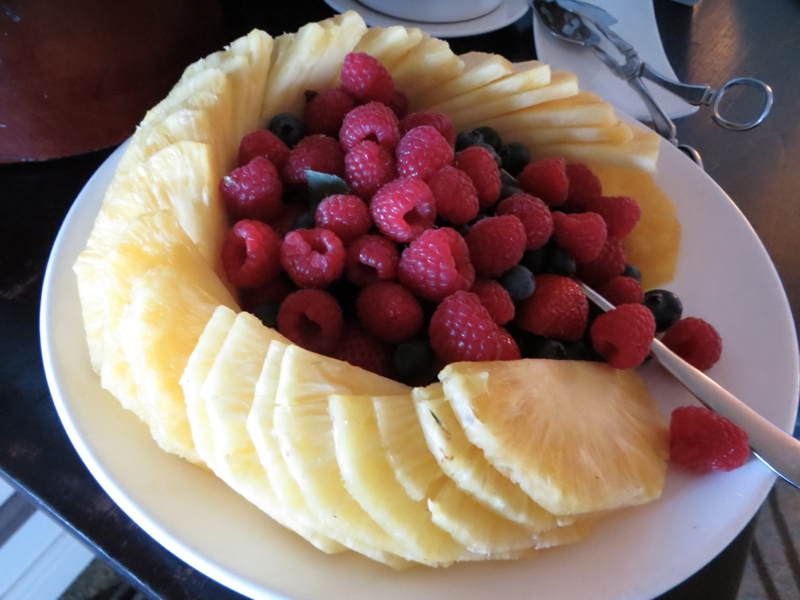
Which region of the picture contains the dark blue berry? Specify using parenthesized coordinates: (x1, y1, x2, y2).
(476, 142, 502, 167)
(532, 337, 568, 360)
(252, 302, 280, 330)
(644, 289, 683, 332)
(499, 184, 525, 201)
(473, 126, 502, 151)
(394, 339, 435, 381)
(622, 263, 642, 283)
(456, 129, 484, 152)
(500, 265, 535, 301)
(268, 112, 304, 148)
(498, 142, 531, 177)
(520, 248, 548, 274)
(545, 246, 576, 277)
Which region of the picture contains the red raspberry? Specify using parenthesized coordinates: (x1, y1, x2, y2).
(515, 274, 588, 341)
(370, 177, 436, 243)
(496, 193, 554, 250)
(340, 102, 401, 153)
(453, 146, 501, 208)
(498, 327, 522, 360)
(517, 157, 569, 206)
(332, 323, 393, 377)
(220, 156, 283, 222)
(396, 126, 455, 181)
(471, 278, 515, 326)
(669, 406, 749, 472)
(586, 196, 642, 239)
(575, 237, 627, 286)
(427, 166, 480, 225)
(344, 234, 399, 287)
(398, 228, 475, 302)
(357, 282, 423, 343)
(465, 215, 526, 278)
(304, 88, 356, 137)
(237, 129, 291, 172)
(277, 289, 343, 355)
(344, 140, 397, 201)
(340, 52, 395, 105)
(551, 211, 608, 264)
(315, 194, 372, 245)
(282, 135, 345, 186)
(281, 228, 346, 289)
(590, 304, 655, 369)
(429, 291, 505, 363)
(661, 317, 723, 372)
(239, 273, 296, 312)
(596, 276, 644, 306)
(389, 90, 410, 119)
(220, 220, 283, 289)
(269, 203, 308, 238)
(399, 112, 456, 147)
(563, 163, 602, 212)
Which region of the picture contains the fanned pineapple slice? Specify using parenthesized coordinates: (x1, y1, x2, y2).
(478, 92, 615, 131)
(440, 360, 669, 516)
(199, 313, 343, 554)
(347, 25, 423, 73)
(372, 394, 443, 502)
(273, 345, 412, 568)
(181, 305, 238, 467)
(501, 121, 633, 146)
(117, 266, 223, 463)
(329, 393, 473, 565)
(426, 60, 551, 116)
(414, 384, 570, 530)
(388, 34, 464, 101)
(448, 71, 579, 131)
(410, 51, 513, 108)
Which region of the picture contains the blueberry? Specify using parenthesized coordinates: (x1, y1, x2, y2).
(476, 142, 503, 167)
(456, 129, 484, 152)
(544, 246, 576, 277)
(643, 289, 683, 332)
(532, 337, 568, 360)
(500, 265, 535, 301)
(473, 126, 502, 151)
(394, 339, 435, 381)
(326, 279, 360, 321)
(268, 112, 304, 148)
(622, 263, 642, 283)
(292, 210, 316, 231)
(499, 183, 525, 201)
(251, 302, 280, 330)
(520, 248, 548, 274)
(498, 142, 531, 177)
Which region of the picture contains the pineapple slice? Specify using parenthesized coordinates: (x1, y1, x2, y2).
(348, 25, 423, 73)
(273, 345, 412, 568)
(414, 384, 571, 530)
(388, 34, 465, 102)
(117, 265, 223, 463)
(329, 393, 474, 565)
(372, 394, 443, 502)
(499, 121, 633, 146)
(440, 360, 669, 516)
(410, 51, 513, 108)
(478, 92, 615, 131)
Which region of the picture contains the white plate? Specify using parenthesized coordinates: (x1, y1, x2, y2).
(41, 130, 799, 600)
(323, 0, 529, 37)
(534, 0, 699, 121)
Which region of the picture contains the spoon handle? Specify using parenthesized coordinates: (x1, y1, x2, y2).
(579, 282, 800, 487)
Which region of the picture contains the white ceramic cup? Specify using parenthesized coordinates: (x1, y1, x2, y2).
(357, 0, 504, 23)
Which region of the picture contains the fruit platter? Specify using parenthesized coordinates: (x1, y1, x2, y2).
(40, 11, 799, 600)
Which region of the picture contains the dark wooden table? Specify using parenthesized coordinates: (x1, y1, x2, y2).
(1, 0, 797, 598)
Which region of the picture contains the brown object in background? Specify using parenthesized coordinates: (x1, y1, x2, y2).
(0, 0, 224, 163)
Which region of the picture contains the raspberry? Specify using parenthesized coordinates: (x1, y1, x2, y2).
(220, 220, 283, 289)
(304, 88, 356, 137)
(596, 276, 644, 306)
(590, 304, 655, 369)
(281, 228, 346, 289)
(471, 278, 515, 326)
(237, 129, 291, 172)
(575, 237, 627, 286)
(343, 140, 397, 201)
(396, 126, 455, 181)
(551, 211, 608, 264)
(344, 234, 399, 287)
(563, 163, 602, 212)
(340, 52, 395, 105)
(669, 406, 749, 472)
(517, 157, 569, 206)
(429, 291, 505, 363)
(339, 102, 401, 153)
(239, 272, 296, 312)
(498, 327, 522, 360)
(398, 228, 475, 302)
(357, 282, 423, 343)
(315, 194, 372, 244)
(277, 289, 343, 355)
(465, 215, 526, 278)
(427, 166, 480, 225)
(515, 274, 588, 342)
(370, 177, 436, 243)
(388, 90, 409, 120)
(220, 156, 283, 222)
(496, 193, 554, 250)
(661, 317, 723, 372)
(399, 112, 456, 147)
(586, 195, 642, 239)
(282, 135, 345, 186)
(453, 146, 501, 207)
(332, 323, 393, 377)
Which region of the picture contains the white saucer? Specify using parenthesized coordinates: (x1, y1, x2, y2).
(534, 0, 698, 121)
(323, 0, 530, 37)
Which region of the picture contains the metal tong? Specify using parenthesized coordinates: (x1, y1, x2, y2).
(533, 0, 774, 168)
